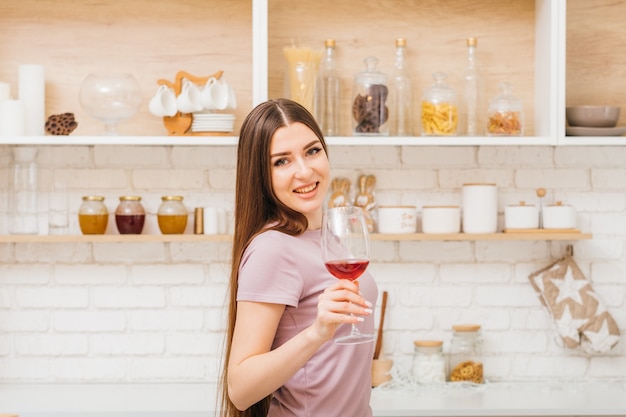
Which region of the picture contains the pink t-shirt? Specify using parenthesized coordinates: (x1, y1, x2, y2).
(238, 228, 377, 417)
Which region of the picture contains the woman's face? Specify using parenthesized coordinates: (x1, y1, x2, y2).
(269, 122, 330, 229)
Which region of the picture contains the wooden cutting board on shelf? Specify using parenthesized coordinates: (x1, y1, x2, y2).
(503, 228, 581, 234)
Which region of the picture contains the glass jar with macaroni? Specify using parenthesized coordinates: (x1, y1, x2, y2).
(421, 71, 458, 136)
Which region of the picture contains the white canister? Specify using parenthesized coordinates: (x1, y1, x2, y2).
(505, 201, 539, 229)
(462, 183, 497, 233)
(542, 202, 577, 229)
(377, 205, 417, 234)
(422, 205, 461, 234)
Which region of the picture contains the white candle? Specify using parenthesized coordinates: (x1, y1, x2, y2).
(0, 81, 11, 101)
(0, 99, 25, 136)
(18, 64, 45, 136)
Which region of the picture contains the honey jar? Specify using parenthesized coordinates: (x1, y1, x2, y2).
(78, 196, 109, 235)
(157, 195, 188, 234)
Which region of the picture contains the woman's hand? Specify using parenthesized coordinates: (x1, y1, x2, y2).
(308, 279, 373, 343)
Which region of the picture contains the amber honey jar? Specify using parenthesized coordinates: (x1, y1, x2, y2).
(115, 196, 145, 234)
(78, 196, 109, 235)
(157, 195, 188, 234)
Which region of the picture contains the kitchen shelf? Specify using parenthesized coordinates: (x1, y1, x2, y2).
(0, 232, 591, 244)
(0, 135, 556, 147)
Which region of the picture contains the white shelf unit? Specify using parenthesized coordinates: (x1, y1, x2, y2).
(0, 0, 626, 146)
(1, 1, 623, 146)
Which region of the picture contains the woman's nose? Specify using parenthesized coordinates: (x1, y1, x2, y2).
(294, 157, 313, 177)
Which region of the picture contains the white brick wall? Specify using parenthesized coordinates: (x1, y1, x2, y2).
(0, 144, 624, 385)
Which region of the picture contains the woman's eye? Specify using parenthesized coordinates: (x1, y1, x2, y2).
(273, 158, 288, 167)
(307, 147, 322, 156)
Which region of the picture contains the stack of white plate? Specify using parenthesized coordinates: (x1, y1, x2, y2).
(191, 112, 235, 133)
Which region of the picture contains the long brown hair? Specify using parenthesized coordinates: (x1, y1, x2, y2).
(219, 99, 328, 417)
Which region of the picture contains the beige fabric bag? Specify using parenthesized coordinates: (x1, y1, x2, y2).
(529, 252, 620, 354)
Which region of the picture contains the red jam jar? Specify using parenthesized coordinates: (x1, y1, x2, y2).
(115, 195, 145, 234)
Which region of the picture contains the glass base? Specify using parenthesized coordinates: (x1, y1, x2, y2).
(335, 332, 376, 345)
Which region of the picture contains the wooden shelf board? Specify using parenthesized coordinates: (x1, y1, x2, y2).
(0, 232, 591, 243)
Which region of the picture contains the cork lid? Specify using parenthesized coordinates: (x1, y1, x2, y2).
(452, 324, 481, 332)
(413, 340, 443, 348)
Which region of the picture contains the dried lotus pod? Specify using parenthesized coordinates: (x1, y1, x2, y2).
(45, 113, 78, 135)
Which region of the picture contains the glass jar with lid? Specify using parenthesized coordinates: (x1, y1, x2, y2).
(448, 324, 484, 384)
(487, 82, 523, 136)
(157, 195, 188, 234)
(411, 340, 446, 384)
(421, 71, 458, 136)
(78, 196, 109, 235)
(352, 56, 389, 136)
(115, 196, 145, 234)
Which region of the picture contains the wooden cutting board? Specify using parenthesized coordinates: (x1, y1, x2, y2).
(503, 228, 581, 234)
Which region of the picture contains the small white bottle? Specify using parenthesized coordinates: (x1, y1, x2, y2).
(391, 38, 412, 136)
(315, 39, 340, 136)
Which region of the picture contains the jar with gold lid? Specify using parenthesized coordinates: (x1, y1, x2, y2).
(157, 195, 188, 234)
(115, 196, 145, 234)
(78, 196, 109, 235)
(448, 324, 484, 384)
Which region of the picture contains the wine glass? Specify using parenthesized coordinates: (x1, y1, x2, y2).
(79, 73, 142, 135)
(321, 206, 375, 345)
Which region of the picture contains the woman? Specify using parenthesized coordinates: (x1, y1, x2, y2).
(219, 98, 378, 417)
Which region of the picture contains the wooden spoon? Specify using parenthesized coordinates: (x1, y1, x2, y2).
(373, 290, 388, 360)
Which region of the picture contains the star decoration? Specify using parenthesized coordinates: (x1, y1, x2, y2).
(554, 304, 588, 343)
(582, 318, 621, 354)
(551, 266, 588, 305)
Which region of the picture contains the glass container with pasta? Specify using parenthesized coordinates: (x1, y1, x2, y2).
(421, 71, 458, 136)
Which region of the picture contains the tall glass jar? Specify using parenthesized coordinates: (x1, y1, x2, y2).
(315, 38, 340, 136)
(462, 37, 484, 136)
(448, 324, 484, 384)
(487, 82, 524, 136)
(115, 195, 145, 234)
(421, 71, 458, 136)
(352, 56, 389, 136)
(78, 196, 109, 235)
(157, 195, 188, 234)
(8, 147, 39, 235)
(391, 38, 412, 136)
(411, 340, 446, 384)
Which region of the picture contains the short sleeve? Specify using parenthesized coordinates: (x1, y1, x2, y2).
(237, 231, 303, 307)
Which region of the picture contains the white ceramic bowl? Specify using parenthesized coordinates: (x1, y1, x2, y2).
(422, 205, 461, 234)
(377, 205, 416, 234)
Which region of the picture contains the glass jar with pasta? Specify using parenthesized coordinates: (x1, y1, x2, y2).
(447, 324, 484, 384)
(421, 71, 458, 136)
(487, 82, 524, 136)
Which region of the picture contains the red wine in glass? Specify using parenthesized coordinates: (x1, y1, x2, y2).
(321, 206, 374, 345)
(325, 259, 369, 281)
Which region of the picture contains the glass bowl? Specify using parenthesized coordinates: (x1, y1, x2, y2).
(79, 73, 142, 135)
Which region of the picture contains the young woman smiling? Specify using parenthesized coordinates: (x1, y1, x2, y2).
(219, 98, 378, 417)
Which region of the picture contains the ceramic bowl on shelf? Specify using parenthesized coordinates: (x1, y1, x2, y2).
(566, 105, 620, 128)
